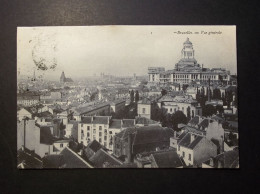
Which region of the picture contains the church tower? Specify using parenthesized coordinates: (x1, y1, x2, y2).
(60, 71, 66, 83)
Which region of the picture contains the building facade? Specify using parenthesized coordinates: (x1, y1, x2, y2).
(148, 38, 231, 85)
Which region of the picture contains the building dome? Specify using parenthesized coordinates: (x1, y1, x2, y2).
(184, 38, 192, 45)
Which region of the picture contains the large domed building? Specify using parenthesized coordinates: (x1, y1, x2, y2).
(148, 38, 231, 85)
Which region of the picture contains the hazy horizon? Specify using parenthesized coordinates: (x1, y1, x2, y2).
(17, 26, 237, 81)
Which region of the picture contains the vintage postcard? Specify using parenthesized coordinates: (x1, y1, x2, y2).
(17, 26, 238, 168)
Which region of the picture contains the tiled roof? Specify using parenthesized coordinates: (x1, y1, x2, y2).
(34, 111, 53, 118)
(43, 155, 65, 168)
(151, 150, 183, 168)
(135, 117, 159, 125)
(188, 136, 203, 149)
(17, 95, 40, 100)
(87, 140, 102, 153)
(133, 127, 174, 145)
(198, 119, 209, 128)
(92, 116, 109, 124)
(110, 100, 125, 105)
(59, 147, 93, 168)
(81, 116, 92, 124)
(89, 149, 123, 168)
(17, 148, 42, 169)
(204, 150, 239, 168)
(75, 102, 110, 115)
(178, 133, 204, 149)
(122, 119, 135, 128)
(109, 119, 122, 129)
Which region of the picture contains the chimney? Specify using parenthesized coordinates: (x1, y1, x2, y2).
(127, 132, 133, 163)
(190, 133, 196, 143)
(174, 131, 177, 138)
(208, 78, 211, 102)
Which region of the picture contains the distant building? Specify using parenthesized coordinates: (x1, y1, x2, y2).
(73, 102, 111, 121)
(148, 38, 231, 85)
(157, 94, 202, 117)
(137, 97, 152, 119)
(78, 116, 110, 147)
(60, 71, 73, 84)
(78, 116, 135, 151)
(110, 100, 125, 114)
(17, 94, 40, 107)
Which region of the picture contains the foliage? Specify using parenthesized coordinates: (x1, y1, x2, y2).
(130, 90, 135, 103)
(135, 90, 139, 102)
(202, 104, 216, 117)
(161, 89, 167, 96)
(172, 111, 188, 131)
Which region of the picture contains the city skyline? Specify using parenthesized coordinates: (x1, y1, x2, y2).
(17, 26, 236, 81)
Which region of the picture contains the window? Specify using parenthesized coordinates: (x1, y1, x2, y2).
(104, 136, 107, 141)
(60, 143, 63, 148)
(93, 135, 96, 140)
(104, 142, 107, 147)
(189, 154, 191, 161)
(99, 132, 102, 136)
(170, 108, 172, 112)
(109, 131, 112, 134)
(182, 151, 185, 158)
(87, 126, 90, 131)
(142, 108, 145, 114)
(99, 126, 102, 131)
(81, 123, 83, 127)
(99, 138, 102, 143)
(87, 132, 90, 137)
(93, 129, 96, 133)
(81, 130, 84, 133)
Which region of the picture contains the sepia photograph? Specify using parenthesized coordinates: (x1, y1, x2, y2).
(17, 25, 238, 168)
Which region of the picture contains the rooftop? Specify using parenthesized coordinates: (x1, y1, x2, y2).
(151, 149, 184, 168)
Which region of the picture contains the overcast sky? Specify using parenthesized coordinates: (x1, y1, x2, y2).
(17, 26, 236, 80)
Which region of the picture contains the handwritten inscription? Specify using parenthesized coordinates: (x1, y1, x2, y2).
(173, 31, 222, 35)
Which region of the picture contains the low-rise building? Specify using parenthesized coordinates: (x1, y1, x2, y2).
(110, 100, 125, 114)
(202, 150, 239, 168)
(177, 132, 217, 167)
(17, 94, 40, 107)
(137, 98, 152, 119)
(113, 126, 175, 163)
(157, 94, 202, 117)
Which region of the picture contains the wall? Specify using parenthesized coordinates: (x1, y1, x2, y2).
(193, 138, 217, 167)
(17, 108, 32, 121)
(137, 104, 151, 119)
(177, 145, 194, 166)
(17, 119, 38, 151)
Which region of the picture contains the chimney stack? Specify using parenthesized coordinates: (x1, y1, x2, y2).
(127, 132, 133, 163)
